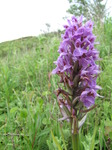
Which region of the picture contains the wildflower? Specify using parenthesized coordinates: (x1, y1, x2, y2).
(52, 15, 101, 149)
(53, 16, 101, 109)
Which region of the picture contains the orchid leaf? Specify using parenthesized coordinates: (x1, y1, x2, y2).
(79, 114, 87, 129)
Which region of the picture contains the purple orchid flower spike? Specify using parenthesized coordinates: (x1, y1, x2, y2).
(52, 15, 102, 150)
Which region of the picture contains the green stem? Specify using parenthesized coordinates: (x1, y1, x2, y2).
(71, 117, 80, 150)
(72, 133, 79, 150)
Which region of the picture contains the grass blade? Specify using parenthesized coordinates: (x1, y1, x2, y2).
(59, 124, 67, 150)
(51, 130, 62, 150)
(89, 126, 97, 150)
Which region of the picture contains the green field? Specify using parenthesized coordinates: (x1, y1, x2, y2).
(0, 18, 112, 150)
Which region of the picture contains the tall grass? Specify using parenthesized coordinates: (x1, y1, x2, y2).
(0, 18, 112, 149)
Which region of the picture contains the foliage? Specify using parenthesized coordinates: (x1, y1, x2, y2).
(67, 0, 108, 21)
(0, 17, 112, 149)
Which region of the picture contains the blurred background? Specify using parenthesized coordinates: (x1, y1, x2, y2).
(0, 0, 111, 43)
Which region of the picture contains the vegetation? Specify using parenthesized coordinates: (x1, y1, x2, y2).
(67, 0, 108, 21)
(0, 17, 112, 150)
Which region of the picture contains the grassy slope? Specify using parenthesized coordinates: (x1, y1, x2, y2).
(0, 20, 112, 150)
(0, 33, 62, 150)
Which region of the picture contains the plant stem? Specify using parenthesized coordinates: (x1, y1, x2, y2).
(72, 133, 79, 150)
(71, 117, 79, 150)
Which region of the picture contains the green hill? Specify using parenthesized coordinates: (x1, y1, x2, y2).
(0, 19, 112, 149)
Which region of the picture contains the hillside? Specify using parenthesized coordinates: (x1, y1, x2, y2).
(0, 19, 112, 149)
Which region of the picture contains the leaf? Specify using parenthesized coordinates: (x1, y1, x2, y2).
(38, 128, 50, 138)
(42, 118, 47, 125)
(42, 91, 51, 96)
(0, 123, 6, 131)
(59, 125, 67, 150)
(105, 118, 112, 127)
(51, 130, 62, 150)
(42, 118, 50, 125)
(10, 107, 19, 114)
(58, 116, 70, 121)
(59, 102, 71, 120)
(109, 132, 112, 140)
(79, 114, 87, 129)
(47, 140, 54, 150)
(29, 91, 35, 101)
(105, 126, 112, 135)
(89, 126, 97, 150)
(20, 108, 27, 118)
(99, 120, 105, 150)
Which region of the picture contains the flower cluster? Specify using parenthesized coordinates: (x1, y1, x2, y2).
(52, 15, 101, 110)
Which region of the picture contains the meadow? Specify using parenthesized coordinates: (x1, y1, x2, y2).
(0, 17, 112, 150)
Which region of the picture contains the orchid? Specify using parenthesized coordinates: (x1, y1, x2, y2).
(52, 15, 101, 150)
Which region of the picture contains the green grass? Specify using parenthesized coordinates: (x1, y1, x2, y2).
(0, 18, 112, 150)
